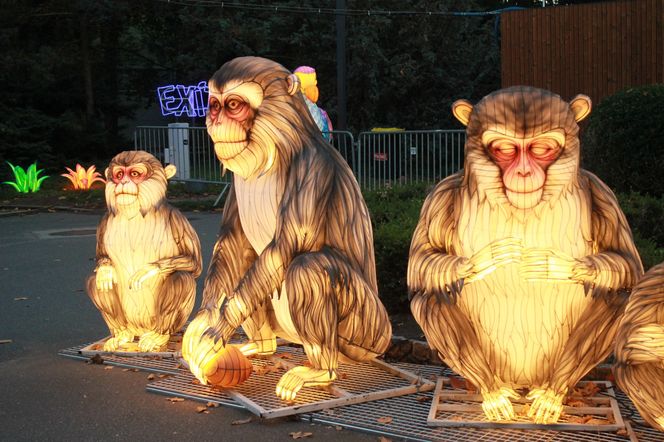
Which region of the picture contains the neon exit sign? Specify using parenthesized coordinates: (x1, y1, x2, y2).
(157, 81, 209, 117)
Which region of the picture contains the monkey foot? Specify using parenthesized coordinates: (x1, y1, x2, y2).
(103, 330, 134, 351)
(526, 388, 565, 424)
(138, 331, 169, 352)
(275, 366, 337, 401)
(238, 337, 277, 357)
(480, 387, 520, 421)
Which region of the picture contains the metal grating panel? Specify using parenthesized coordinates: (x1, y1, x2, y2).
(60, 343, 663, 441)
(147, 345, 434, 419)
(58, 343, 182, 375)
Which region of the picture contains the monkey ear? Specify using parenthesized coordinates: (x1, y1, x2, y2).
(569, 94, 592, 122)
(104, 167, 110, 181)
(286, 74, 300, 96)
(452, 99, 474, 126)
(164, 164, 177, 180)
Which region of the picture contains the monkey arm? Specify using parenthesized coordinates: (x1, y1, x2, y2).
(92, 214, 116, 291)
(581, 171, 644, 296)
(152, 209, 203, 277)
(408, 176, 469, 303)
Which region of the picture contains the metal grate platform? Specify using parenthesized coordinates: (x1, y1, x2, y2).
(147, 345, 435, 419)
(59, 342, 664, 441)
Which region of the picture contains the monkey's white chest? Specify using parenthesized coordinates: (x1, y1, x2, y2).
(234, 173, 281, 254)
(234, 173, 300, 342)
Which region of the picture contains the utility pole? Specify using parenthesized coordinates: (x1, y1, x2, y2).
(335, 0, 347, 130)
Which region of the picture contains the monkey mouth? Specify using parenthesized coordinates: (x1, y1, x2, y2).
(214, 140, 248, 160)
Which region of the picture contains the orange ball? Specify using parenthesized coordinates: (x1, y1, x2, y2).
(203, 345, 253, 388)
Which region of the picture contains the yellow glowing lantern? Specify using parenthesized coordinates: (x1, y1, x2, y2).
(87, 151, 202, 353)
(408, 86, 643, 423)
(614, 262, 664, 432)
(182, 57, 391, 400)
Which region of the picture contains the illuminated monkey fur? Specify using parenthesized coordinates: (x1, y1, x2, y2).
(408, 87, 643, 423)
(87, 151, 202, 352)
(614, 262, 664, 431)
(182, 57, 391, 400)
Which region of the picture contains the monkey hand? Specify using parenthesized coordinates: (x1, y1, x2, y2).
(129, 264, 161, 290)
(275, 366, 337, 401)
(95, 265, 117, 291)
(461, 238, 523, 283)
(526, 388, 566, 424)
(182, 309, 222, 384)
(480, 387, 520, 421)
(521, 249, 582, 283)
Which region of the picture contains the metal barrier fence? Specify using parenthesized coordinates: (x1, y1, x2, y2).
(355, 130, 465, 190)
(133, 126, 465, 190)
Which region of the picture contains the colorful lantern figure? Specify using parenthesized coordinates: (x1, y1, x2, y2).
(87, 151, 202, 352)
(408, 86, 643, 423)
(182, 57, 391, 398)
(293, 66, 334, 141)
(614, 262, 664, 431)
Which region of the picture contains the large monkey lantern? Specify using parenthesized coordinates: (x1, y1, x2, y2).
(614, 262, 664, 431)
(182, 57, 391, 399)
(408, 86, 643, 423)
(87, 151, 202, 352)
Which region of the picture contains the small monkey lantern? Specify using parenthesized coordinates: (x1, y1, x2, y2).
(87, 150, 202, 352)
(182, 57, 391, 399)
(614, 262, 664, 431)
(408, 87, 643, 423)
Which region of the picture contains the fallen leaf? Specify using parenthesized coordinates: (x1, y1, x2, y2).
(567, 399, 588, 408)
(13, 297, 28, 301)
(191, 379, 201, 385)
(416, 396, 429, 403)
(104, 365, 113, 370)
(335, 426, 342, 431)
(567, 415, 586, 424)
(231, 417, 252, 425)
(449, 415, 464, 422)
(158, 374, 169, 378)
(206, 402, 219, 408)
(377, 416, 393, 424)
(378, 437, 392, 442)
(196, 406, 208, 413)
(147, 374, 156, 380)
(0, 339, 12, 345)
(122, 368, 131, 372)
(338, 372, 348, 380)
(289, 431, 313, 439)
(87, 354, 104, 364)
(278, 353, 292, 359)
(449, 377, 466, 390)
(585, 418, 608, 425)
(616, 428, 628, 436)
(581, 382, 600, 397)
(167, 397, 185, 403)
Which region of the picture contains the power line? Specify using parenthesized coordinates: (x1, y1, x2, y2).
(154, 0, 522, 17)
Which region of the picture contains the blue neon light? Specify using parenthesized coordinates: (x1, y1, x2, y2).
(157, 81, 209, 117)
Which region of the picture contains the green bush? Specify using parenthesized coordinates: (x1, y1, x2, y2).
(618, 192, 664, 270)
(582, 84, 664, 196)
(365, 183, 428, 313)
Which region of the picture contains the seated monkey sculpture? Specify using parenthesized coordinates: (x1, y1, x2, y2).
(87, 150, 202, 352)
(408, 86, 643, 423)
(182, 56, 391, 400)
(614, 262, 664, 431)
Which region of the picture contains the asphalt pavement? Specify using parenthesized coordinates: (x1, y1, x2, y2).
(0, 211, 376, 441)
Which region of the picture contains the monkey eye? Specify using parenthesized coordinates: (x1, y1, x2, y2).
(529, 140, 560, 159)
(225, 96, 246, 116)
(115, 170, 124, 180)
(490, 141, 518, 160)
(130, 170, 141, 178)
(208, 98, 221, 118)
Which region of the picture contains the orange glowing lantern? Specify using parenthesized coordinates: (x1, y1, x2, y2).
(203, 345, 253, 387)
(408, 87, 643, 423)
(61, 164, 106, 190)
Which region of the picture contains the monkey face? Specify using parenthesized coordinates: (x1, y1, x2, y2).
(482, 129, 566, 209)
(206, 80, 266, 177)
(109, 164, 149, 206)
